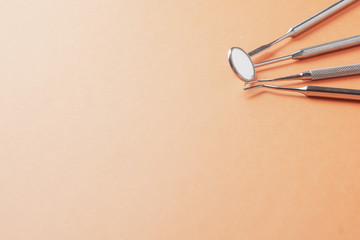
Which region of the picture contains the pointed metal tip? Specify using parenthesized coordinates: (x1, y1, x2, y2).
(243, 85, 265, 91)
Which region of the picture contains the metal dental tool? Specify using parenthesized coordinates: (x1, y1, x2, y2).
(248, 0, 358, 56)
(245, 63, 360, 84)
(243, 84, 360, 101)
(228, 35, 360, 82)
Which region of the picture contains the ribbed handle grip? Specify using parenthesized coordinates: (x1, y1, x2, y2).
(310, 64, 360, 80)
(292, 35, 360, 59)
(289, 0, 358, 37)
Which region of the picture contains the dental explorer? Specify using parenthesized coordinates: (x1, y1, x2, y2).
(243, 84, 360, 101)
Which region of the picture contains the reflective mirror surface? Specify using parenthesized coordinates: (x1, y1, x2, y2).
(228, 47, 255, 82)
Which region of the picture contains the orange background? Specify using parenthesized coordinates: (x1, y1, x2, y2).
(1, 0, 360, 239)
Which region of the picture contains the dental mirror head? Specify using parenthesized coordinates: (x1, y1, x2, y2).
(228, 47, 255, 82)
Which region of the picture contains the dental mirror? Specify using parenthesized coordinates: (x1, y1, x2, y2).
(228, 47, 255, 82)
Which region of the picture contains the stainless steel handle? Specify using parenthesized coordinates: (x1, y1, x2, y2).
(305, 85, 360, 100)
(292, 35, 360, 59)
(289, 0, 358, 37)
(310, 64, 360, 80)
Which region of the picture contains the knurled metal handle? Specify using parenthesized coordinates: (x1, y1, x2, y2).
(310, 64, 360, 80)
(292, 35, 360, 59)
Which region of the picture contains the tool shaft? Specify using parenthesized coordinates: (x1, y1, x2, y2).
(254, 35, 360, 68)
(288, 0, 358, 37)
(292, 35, 360, 59)
(305, 86, 360, 100)
(253, 55, 292, 67)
